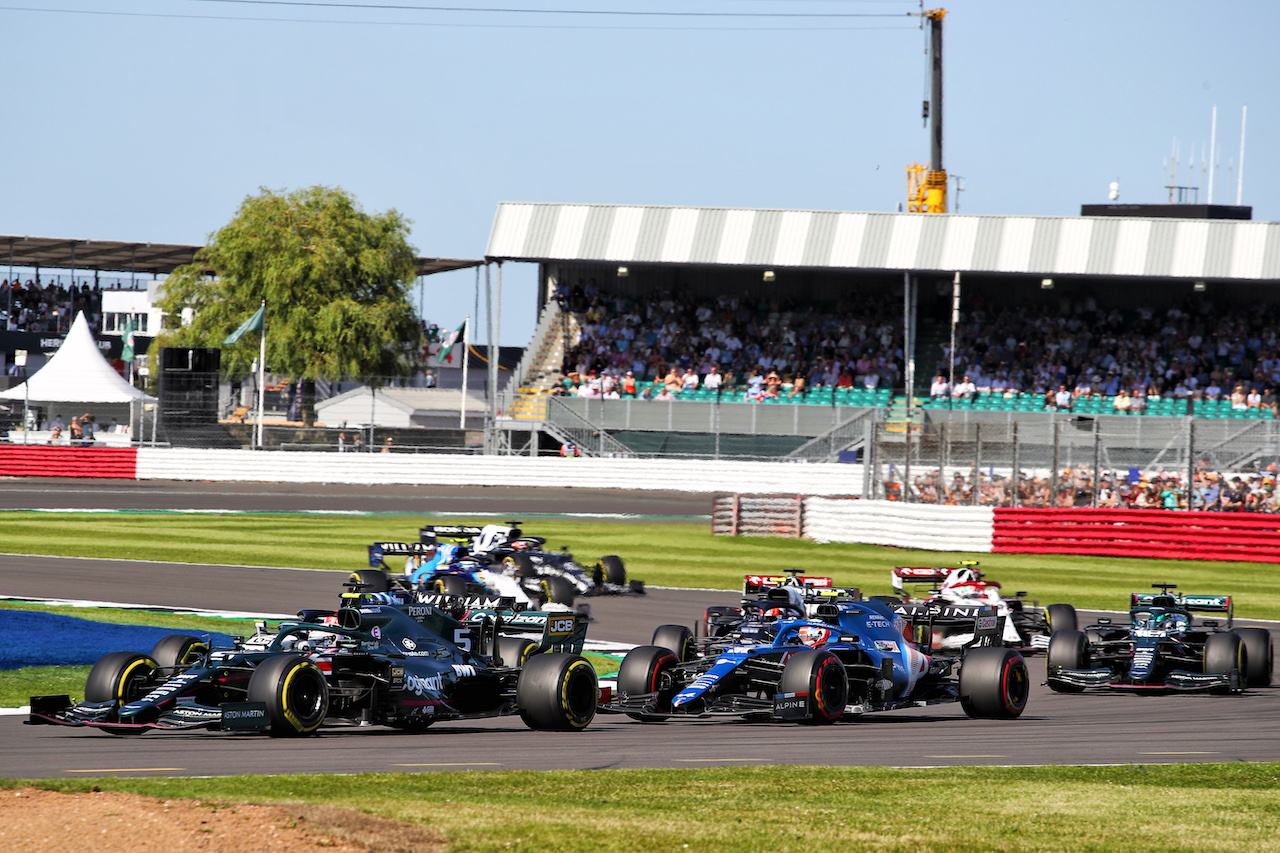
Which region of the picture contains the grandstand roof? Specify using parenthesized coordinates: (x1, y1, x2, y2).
(486, 203, 1280, 282)
(0, 235, 481, 278)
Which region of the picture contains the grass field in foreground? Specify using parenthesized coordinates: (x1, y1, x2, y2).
(6, 764, 1280, 853)
(2, 512, 1277, 619)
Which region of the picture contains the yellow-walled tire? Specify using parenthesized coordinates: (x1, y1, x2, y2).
(516, 653, 597, 731)
(246, 654, 330, 736)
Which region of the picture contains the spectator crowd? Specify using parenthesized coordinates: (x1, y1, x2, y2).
(554, 279, 905, 402)
(2, 277, 104, 335)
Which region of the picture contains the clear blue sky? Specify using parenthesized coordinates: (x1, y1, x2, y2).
(3, 1, 1275, 344)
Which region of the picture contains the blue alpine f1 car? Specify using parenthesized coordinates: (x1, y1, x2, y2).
(1046, 584, 1274, 693)
(606, 578, 1029, 724)
(28, 587, 597, 736)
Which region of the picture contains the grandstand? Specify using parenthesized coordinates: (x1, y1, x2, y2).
(484, 202, 1280, 500)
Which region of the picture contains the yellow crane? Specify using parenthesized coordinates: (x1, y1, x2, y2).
(907, 8, 947, 213)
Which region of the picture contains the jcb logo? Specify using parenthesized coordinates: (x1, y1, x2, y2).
(549, 617, 574, 635)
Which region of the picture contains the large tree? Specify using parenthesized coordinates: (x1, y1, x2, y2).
(153, 186, 423, 403)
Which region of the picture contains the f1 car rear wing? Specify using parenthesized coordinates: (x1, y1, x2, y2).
(1130, 592, 1233, 622)
(743, 574, 833, 596)
(891, 561, 981, 594)
(368, 542, 435, 568)
(889, 602, 1005, 651)
(460, 603, 588, 655)
(421, 525, 485, 544)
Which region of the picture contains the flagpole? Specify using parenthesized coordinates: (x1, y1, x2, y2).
(256, 300, 266, 449)
(459, 314, 469, 429)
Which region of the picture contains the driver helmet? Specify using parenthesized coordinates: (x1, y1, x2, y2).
(949, 567, 979, 586)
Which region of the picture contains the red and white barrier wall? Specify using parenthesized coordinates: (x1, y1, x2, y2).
(3, 445, 1277, 562)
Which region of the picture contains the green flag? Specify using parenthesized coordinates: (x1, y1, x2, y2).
(120, 317, 136, 364)
(223, 304, 265, 345)
(438, 319, 466, 364)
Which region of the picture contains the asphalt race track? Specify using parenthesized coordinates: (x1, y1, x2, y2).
(1, 479, 1276, 778)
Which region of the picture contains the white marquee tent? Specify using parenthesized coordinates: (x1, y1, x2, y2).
(1, 312, 155, 440)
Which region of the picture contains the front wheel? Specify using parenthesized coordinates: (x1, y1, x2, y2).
(1203, 632, 1244, 693)
(246, 654, 330, 736)
(1045, 629, 1087, 693)
(959, 647, 1029, 718)
(434, 575, 469, 596)
(776, 649, 847, 724)
(516, 653, 597, 731)
(84, 651, 158, 705)
(617, 645, 680, 721)
(599, 555, 627, 586)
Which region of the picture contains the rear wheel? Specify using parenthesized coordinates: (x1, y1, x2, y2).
(1045, 629, 1087, 693)
(516, 653, 597, 731)
(1235, 628, 1274, 688)
(777, 649, 847, 724)
(540, 575, 576, 607)
(434, 575, 469, 596)
(246, 654, 330, 736)
(347, 569, 390, 594)
(652, 625, 695, 662)
(502, 553, 537, 579)
(1046, 603, 1078, 634)
(617, 645, 680, 721)
(959, 647, 1029, 718)
(599, 555, 627, 586)
(150, 635, 208, 670)
(496, 636, 540, 668)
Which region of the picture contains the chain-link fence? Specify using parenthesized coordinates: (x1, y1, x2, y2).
(869, 413, 1280, 510)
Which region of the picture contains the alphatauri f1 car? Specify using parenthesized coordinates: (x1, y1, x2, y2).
(887, 562, 1076, 652)
(607, 577, 1029, 724)
(1046, 584, 1273, 694)
(28, 589, 598, 736)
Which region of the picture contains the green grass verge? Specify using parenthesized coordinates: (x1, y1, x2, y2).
(4, 764, 1279, 852)
(2, 512, 1277, 619)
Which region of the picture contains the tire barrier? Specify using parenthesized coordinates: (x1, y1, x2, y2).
(802, 498, 994, 552)
(0, 445, 138, 479)
(711, 494, 805, 537)
(991, 507, 1280, 563)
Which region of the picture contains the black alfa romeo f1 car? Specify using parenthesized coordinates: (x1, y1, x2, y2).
(28, 589, 598, 736)
(1046, 584, 1273, 694)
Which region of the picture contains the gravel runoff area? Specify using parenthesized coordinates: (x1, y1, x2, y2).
(0, 788, 444, 853)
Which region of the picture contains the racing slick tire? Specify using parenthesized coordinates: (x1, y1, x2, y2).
(652, 624, 695, 662)
(85, 651, 159, 706)
(1046, 603, 1078, 634)
(502, 553, 537, 579)
(246, 654, 330, 736)
(777, 649, 848, 724)
(347, 569, 390, 594)
(1235, 627, 1274, 688)
(540, 575, 576, 607)
(150, 635, 208, 670)
(1045, 629, 1087, 693)
(1203, 632, 1245, 693)
(516, 653, 597, 731)
(434, 575, 469, 596)
(959, 647, 1029, 718)
(496, 636, 540, 669)
(599, 555, 627, 586)
(617, 645, 680, 721)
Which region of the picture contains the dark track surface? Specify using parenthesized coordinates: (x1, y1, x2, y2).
(1, 479, 1276, 778)
(0, 479, 712, 519)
